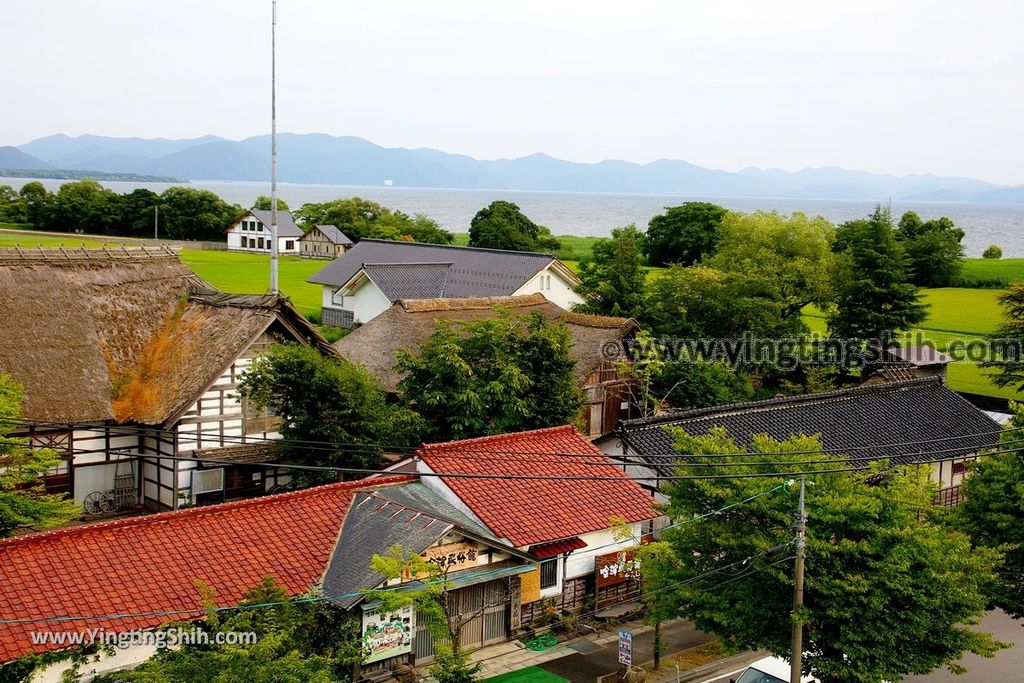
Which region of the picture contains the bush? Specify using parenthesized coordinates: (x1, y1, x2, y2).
(983, 244, 1003, 259)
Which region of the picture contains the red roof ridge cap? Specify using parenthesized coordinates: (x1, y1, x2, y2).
(418, 425, 584, 454)
(0, 474, 415, 550)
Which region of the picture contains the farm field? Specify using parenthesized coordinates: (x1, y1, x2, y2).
(959, 258, 1024, 287)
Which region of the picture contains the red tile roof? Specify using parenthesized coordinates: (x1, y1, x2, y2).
(0, 475, 412, 663)
(416, 425, 656, 547)
(529, 536, 588, 559)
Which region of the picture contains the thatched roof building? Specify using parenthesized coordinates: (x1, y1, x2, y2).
(333, 293, 637, 393)
(0, 246, 333, 426)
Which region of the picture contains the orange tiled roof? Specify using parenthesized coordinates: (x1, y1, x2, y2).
(0, 475, 412, 663)
(417, 425, 657, 547)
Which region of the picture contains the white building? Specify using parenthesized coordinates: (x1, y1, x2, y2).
(307, 239, 584, 327)
(226, 209, 303, 254)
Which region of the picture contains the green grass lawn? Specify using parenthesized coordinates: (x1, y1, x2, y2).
(179, 250, 325, 318)
(480, 667, 569, 683)
(959, 258, 1024, 287)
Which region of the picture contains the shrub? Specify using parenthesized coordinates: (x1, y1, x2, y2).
(983, 244, 1003, 259)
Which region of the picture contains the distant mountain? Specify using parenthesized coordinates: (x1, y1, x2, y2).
(12, 132, 1020, 202)
(0, 146, 50, 170)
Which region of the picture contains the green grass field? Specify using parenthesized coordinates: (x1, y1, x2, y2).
(958, 258, 1024, 287)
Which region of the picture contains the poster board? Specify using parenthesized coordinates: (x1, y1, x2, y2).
(519, 567, 541, 604)
(361, 603, 415, 664)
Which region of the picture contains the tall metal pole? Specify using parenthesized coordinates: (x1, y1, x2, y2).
(790, 478, 807, 683)
(269, 0, 280, 293)
(153, 204, 158, 240)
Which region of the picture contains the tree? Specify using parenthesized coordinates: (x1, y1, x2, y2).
(896, 211, 965, 287)
(648, 427, 1004, 683)
(575, 224, 647, 318)
(158, 186, 246, 241)
(954, 404, 1024, 620)
(652, 359, 754, 411)
(983, 245, 1003, 260)
(18, 181, 51, 227)
(468, 200, 560, 252)
(827, 206, 927, 341)
(644, 202, 728, 267)
(368, 546, 480, 683)
(982, 284, 1024, 390)
(112, 188, 161, 237)
(396, 312, 581, 442)
(238, 344, 423, 484)
(0, 185, 23, 223)
(294, 198, 452, 244)
(95, 577, 360, 682)
(708, 211, 835, 324)
(253, 195, 290, 211)
(0, 374, 78, 537)
(44, 179, 119, 234)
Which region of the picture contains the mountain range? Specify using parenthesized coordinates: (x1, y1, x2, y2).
(5, 133, 1023, 203)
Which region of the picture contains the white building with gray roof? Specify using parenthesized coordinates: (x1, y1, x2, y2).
(308, 238, 584, 327)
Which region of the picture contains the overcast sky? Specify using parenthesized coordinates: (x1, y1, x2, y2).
(4, 1, 1022, 184)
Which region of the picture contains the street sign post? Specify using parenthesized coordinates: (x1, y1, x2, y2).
(618, 629, 633, 666)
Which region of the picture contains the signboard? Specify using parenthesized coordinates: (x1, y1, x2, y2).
(361, 603, 415, 664)
(595, 549, 642, 589)
(423, 542, 479, 573)
(618, 629, 633, 666)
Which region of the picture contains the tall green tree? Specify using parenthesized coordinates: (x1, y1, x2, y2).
(238, 344, 423, 483)
(575, 224, 647, 318)
(827, 206, 927, 341)
(158, 186, 246, 241)
(651, 359, 754, 411)
(708, 210, 835, 323)
(896, 211, 965, 287)
(468, 200, 560, 252)
(396, 312, 581, 441)
(983, 283, 1024, 390)
(18, 181, 51, 227)
(644, 202, 728, 267)
(44, 179, 119, 234)
(294, 197, 452, 244)
(252, 195, 291, 211)
(0, 374, 78, 537)
(954, 405, 1024, 620)
(648, 427, 1004, 683)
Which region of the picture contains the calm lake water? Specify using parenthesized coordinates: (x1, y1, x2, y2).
(7, 178, 1024, 257)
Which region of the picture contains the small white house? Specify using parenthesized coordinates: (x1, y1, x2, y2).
(226, 209, 303, 254)
(308, 239, 584, 327)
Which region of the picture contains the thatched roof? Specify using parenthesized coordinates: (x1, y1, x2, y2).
(0, 246, 334, 426)
(333, 294, 638, 392)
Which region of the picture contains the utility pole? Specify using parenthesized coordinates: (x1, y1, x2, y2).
(790, 478, 807, 683)
(269, 0, 280, 293)
(153, 204, 159, 240)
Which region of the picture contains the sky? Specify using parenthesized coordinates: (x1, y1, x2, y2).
(3, 1, 1023, 184)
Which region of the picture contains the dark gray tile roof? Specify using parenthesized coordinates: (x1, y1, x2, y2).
(248, 209, 303, 237)
(312, 225, 352, 245)
(321, 482, 501, 609)
(307, 239, 556, 296)
(363, 262, 452, 301)
(618, 377, 1001, 476)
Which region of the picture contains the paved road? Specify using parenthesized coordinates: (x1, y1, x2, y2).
(537, 620, 712, 683)
(700, 610, 1024, 683)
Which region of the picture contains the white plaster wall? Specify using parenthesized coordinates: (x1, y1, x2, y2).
(31, 643, 160, 682)
(347, 280, 393, 324)
(512, 266, 584, 310)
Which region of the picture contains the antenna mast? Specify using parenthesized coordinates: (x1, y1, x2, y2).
(269, 0, 279, 293)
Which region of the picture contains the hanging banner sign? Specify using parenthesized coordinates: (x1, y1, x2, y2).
(595, 548, 642, 589)
(618, 629, 633, 666)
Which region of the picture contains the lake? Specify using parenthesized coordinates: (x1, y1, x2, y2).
(6, 178, 1024, 257)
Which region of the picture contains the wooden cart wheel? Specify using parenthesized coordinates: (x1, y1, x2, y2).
(98, 491, 118, 514)
(83, 491, 104, 515)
